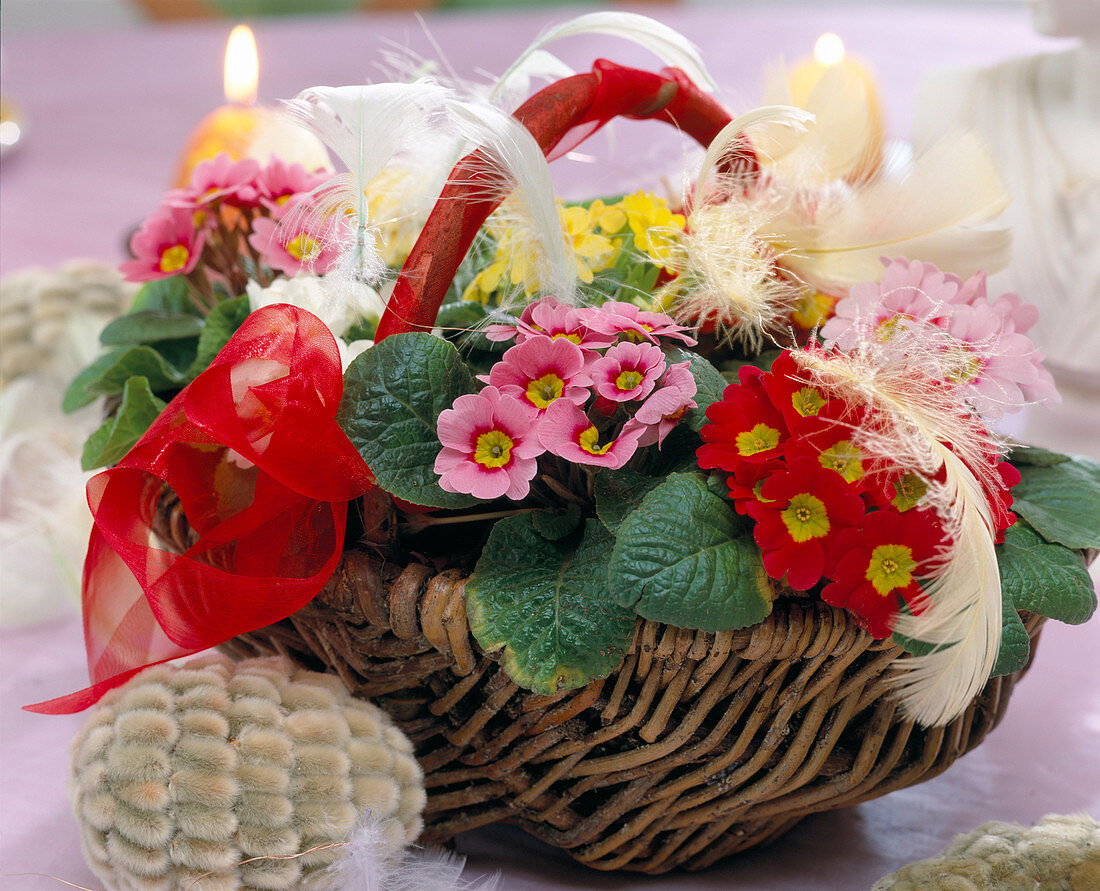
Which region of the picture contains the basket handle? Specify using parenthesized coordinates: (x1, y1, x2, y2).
(375, 60, 749, 340)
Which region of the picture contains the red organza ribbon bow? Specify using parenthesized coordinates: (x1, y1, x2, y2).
(27, 305, 373, 713)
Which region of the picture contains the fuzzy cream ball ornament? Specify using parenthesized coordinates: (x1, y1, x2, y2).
(873, 813, 1100, 890)
(69, 653, 427, 891)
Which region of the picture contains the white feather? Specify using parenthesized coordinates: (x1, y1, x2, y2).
(791, 341, 1004, 727)
(493, 11, 716, 103)
(281, 82, 453, 282)
(777, 132, 1010, 290)
(444, 97, 575, 304)
(672, 107, 813, 349)
(323, 810, 501, 891)
(694, 105, 815, 201)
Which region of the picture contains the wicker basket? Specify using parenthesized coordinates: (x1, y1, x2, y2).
(144, 70, 1057, 874)
(155, 495, 1046, 874)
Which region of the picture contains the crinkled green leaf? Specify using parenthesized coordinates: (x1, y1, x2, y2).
(130, 276, 203, 316)
(662, 346, 727, 432)
(531, 503, 583, 541)
(336, 332, 479, 509)
(466, 516, 635, 694)
(990, 586, 1031, 678)
(609, 472, 773, 631)
(62, 346, 187, 412)
(187, 295, 251, 378)
(81, 376, 167, 470)
(1010, 456, 1100, 549)
(1007, 444, 1072, 467)
(998, 521, 1096, 625)
(99, 310, 204, 345)
(594, 467, 664, 534)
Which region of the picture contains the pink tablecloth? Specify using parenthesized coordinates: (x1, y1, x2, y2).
(2, 5, 1097, 890)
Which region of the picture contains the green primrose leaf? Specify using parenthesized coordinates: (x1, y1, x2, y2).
(62, 346, 188, 412)
(187, 295, 251, 378)
(990, 585, 1032, 678)
(531, 503, 583, 541)
(80, 376, 167, 470)
(594, 467, 664, 534)
(1010, 456, 1100, 549)
(466, 516, 635, 695)
(129, 276, 204, 316)
(1006, 444, 1073, 467)
(662, 346, 728, 433)
(998, 521, 1097, 625)
(609, 472, 773, 631)
(99, 310, 205, 346)
(336, 332, 480, 509)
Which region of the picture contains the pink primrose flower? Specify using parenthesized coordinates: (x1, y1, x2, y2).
(484, 335, 592, 418)
(538, 400, 645, 469)
(166, 153, 262, 210)
(589, 340, 667, 403)
(629, 360, 698, 447)
(434, 386, 544, 501)
(248, 213, 343, 276)
(486, 297, 615, 349)
(822, 257, 963, 348)
(120, 206, 206, 282)
(941, 302, 1059, 416)
(254, 158, 329, 213)
(582, 301, 697, 346)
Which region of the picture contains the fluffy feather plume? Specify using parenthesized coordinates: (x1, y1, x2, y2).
(492, 11, 716, 103)
(281, 82, 452, 284)
(673, 107, 814, 350)
(324, 810, 501, 891)
(444, 98, 575, 305)
(792, 331, 1004, 727)
(776, 132, 1010, 291)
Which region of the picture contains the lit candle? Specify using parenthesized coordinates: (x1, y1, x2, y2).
(174, 25, 265, 186)
(174, 25, 329, 186)
(785, 33, 884, 183)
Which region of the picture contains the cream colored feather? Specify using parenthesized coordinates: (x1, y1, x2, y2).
(776, 132, 1010, 290)
(760, 59, 880, 184)
(792, 337, 1004, 728)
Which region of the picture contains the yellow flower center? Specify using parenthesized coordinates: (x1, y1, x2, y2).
(791, 387, 826, 417)
(792, 291, 836, 329)
(781, 493, 830, 543)
(866, 543, 918, 596)
(943, 344, 984, 384)
(159, 244, 191, 273)
(615, 369, 644, 392)
(552, 332, 582, 344)
(526, 373, 565, 410)
(578, 426, 613, 456)
(474, 430, 514, 468)
(735, 423, 780, 457)
(286, 233, 320, 262)
(875, 314, 910, 343)
(892, 473, 928, 512)
(818, 440, 864, 483)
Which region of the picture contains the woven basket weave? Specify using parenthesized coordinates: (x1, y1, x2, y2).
(155, 494, 1046, 874)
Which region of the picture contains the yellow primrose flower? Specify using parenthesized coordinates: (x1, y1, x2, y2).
(587, 198, 628, 235)
(561, 205, 616, 284)
(620, 192, 686, 272)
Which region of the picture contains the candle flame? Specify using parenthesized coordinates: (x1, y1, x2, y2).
(224, 25, 258, 106)
(813, 32, 846, 66)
